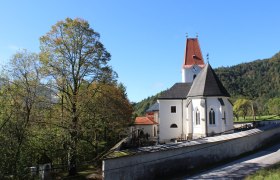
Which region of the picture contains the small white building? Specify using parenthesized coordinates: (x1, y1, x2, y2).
(158, 38, 234, 142)
(133, 103, 159, 140)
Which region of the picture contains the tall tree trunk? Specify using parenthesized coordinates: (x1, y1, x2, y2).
(68, 102, 78, 176)
(251, 101, 256, 121)
(15, 108, 30, 177)
(68, 135, 77, 175)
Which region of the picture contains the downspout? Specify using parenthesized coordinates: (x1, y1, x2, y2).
(204, 97, 208, 137)
(157, 100, 160, 144)
(181, 99, 184, 140)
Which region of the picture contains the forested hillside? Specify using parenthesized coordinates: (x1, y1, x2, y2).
(215, 51, 280, 100)
(133, 92, 161, 117)
(134, 52, 280, 116)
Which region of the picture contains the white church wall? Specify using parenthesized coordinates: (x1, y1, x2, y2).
(206, 97, 234, 135)
(181, 100, 188, 140)
(191, 98, 206, 138)
(206, 97, 223, 135)
(181, 65, 202, 83)
(159, 100, 184, 142)
(224, 98, 234, 132)
(186, 102, 193, 138)
(159, 97, 234, 141)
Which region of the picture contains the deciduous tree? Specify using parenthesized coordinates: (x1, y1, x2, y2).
(39, 18, 115, 175)
(267, 98, 280, 116)
(0, 50, 42, 177)
(233, 98, 251, 120)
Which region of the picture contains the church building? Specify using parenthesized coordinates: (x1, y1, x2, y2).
(158, 37, 234, 142)
(132, 37, 234, 143)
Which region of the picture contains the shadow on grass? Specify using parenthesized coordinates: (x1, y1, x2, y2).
(52, 166, 102, 180)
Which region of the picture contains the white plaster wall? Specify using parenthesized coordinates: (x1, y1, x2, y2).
(225, 98, 234, 132)
(154, 111, 159, 123)
(206, 97, 222, 135)
(206, 97, 234, 135)
(181, 100, 188, 140)
(186, 102, 193, 137)
(191, 98, 206, 137)
(181, 68, 186, 83)
(181, 65, 202, 83)
(159, 100, 186, 142)
(183, 97, 234, 138)
(135, 125, 154, 137)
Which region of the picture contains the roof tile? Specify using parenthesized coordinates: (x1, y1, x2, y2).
(135, 117, 158, 125)
(183, 38, 205, 68)
(158, 83, 192, 99)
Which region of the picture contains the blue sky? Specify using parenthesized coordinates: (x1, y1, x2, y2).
(1, 0, 280, 102)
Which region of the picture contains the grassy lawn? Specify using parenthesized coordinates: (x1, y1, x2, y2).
(49, 165, 102, 180)
(245, 163, 280, 180)
(234, 115, 280, 122)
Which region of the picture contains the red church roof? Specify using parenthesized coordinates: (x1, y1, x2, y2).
(135, 117, 158, 125)
(183, 38, 205, 68)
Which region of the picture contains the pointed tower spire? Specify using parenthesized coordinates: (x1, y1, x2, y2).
(183, 38, 205, 68)
(182, 37, 206, 83)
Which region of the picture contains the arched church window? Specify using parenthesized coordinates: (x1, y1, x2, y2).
(196, 109, 200, 125)
(170, 124, 178, 128)
(209, 108, 215, 125)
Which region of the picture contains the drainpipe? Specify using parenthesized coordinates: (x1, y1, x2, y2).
(205, 97, 208, 136)
(181, 99, 184, 140)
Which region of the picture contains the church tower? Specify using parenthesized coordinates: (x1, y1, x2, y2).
(182, 38, 205, 83)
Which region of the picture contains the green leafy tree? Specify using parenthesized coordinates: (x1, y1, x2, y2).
(233, 98, 251, 120)
(39, 18, 115, 175)
(267, 98, 280, 116)
(0, 50, 43, 177)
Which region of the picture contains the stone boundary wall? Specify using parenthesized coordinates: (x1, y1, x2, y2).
(103, 126, 280, 180)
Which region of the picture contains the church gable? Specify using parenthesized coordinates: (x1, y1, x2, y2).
(187, 64, 230, 97)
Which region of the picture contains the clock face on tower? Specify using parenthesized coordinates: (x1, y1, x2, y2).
(192, 66, 198, 73)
